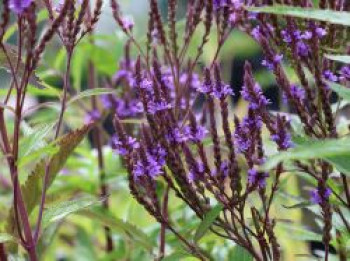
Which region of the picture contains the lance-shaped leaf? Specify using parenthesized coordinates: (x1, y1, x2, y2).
(263, 137, 350, 176)
(77, 207, 153, 251)
(230, 246, 253, 261)
(247, 5, 350, 26)
(194, 204, 223, 242)
(66, 88, 117, 106)
(325, 55, 350, 64)
(42, 197, 100, 229)
(5, 124, 93, 236)
(329, 82, 350, 101)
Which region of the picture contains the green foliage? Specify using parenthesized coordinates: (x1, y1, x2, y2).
(263, 137, 350, 175)
(42, 197, 100, 229)
(77, 207, 154, 251)
(67, 88, 118, 106)
(5, 124, 93, 237)
(329, 82, 350, 101)
(325, 55, 350, 64)
(194, 204, 223, 242)
(277, 223, 322, 241)
(248, 5, 350, 26)
(230, 245, 254, 261)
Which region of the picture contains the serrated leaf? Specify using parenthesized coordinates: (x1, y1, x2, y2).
(17, 144, 59, 168)
(67, 88, 117, 106)
(194, 204, 223, 242)
(6, 124, 93, 237)
(329, 82, 350, 101)
(77, 208, 153, 251)
(247, 5, 350, 26)
(42, 197, 99, 228)
(18, 123, 55, 160)
(325, 55, 350, 64)
(231, 246, 253, 261)
(263, 137, 350, 176)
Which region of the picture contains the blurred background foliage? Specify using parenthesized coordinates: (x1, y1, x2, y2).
(0, 0, 335, 260)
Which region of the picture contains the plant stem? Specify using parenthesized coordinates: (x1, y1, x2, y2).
(88, 60, 114, 252)
(33, 51, 73, 243)
(0, 243, 7, 261)
(159, 186, 169, 259)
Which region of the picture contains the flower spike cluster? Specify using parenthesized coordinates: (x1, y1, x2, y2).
(108, 0, 350, 260)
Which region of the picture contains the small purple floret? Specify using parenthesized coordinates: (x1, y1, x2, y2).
(9, 0, 33, 14)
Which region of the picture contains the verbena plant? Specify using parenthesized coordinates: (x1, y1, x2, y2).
(0, 0, 349, 260)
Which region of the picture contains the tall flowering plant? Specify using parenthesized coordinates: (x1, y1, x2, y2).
(110, 0, 350, 260)
(0, 0, 103, 260)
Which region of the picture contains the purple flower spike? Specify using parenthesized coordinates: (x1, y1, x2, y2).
(188, 125, 208, 142)
(339, 66, 350, 82)
(323, 70, 338, 82)
(251, 26, 262, 41)
(147, 100, 172, 115)
(9, 0, 33, 14)
(241, 83, 270, 110)
(133, 148, 166, 180)
(188, 162, 205, 183)
(211, 83, 234, 99)
(248, 168, 269, 188)
(296, 41, 309, 57)
(315, 27, 327, 38)
(213, 0, 227, 10)
(271, 116, 294, 150)
(140, 79, 153, 91)
(85, 110, 101, 124)
(283, 85, 305, 104)
(112, 135, 139, 156)
(262, 54, 283, 70)
(310, 187, 331, 204)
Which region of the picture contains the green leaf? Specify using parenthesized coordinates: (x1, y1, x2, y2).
(329, 82, 350, 101)
(162, 251, 193, 261)
(67, 88, 117, 106)
(231, 246, 253, 261)
(71, 47, 87, 91)
(77, 208, 153, 251)
(42, 197, 99, 228)
(263, 137, 350, 176)
(27, 83, 61, 98)
(18, 123, 55, 160)
(194, 204, 223, 242)
(277, 223, 322, 241)
(247, 5, 350, 26)
(325, 55, 350, 64)
(0, 233, 15, 243)
(282, 201, 313, 209)
(6, 124, 93, 237)
(326, 155, 350, 176)
(17, 144, 59, 168)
